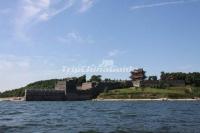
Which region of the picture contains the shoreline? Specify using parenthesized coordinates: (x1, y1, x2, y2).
(94, 98, 200, 101)
(1, 97, 200, 102)
(0, 97, 24, 101)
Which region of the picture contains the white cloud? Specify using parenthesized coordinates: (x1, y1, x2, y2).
(12, 0, 97, 41)
(79, 0, 94, 13)
(57, 32, 94, 45)
(14, 0, 75, 40)
(130, 0, 200, 11)
(38, 12, 49, 21)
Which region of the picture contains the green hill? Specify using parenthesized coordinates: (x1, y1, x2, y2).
(0, 79, 58, 98)
(0, 75, 87, 98)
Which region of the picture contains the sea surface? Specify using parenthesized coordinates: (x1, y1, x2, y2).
(0, 101, 200, 133)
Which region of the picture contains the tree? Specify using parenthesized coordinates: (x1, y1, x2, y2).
(90, 75, 102, 82)
(160, 71, 166, 80)
(159, 72, 200, 86)
(77, 75, 86, 86)
(104, 78, 111, 82)
(148, 76, 157, 81)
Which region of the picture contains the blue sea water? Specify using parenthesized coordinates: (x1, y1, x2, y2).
(0, 101, 200, 133)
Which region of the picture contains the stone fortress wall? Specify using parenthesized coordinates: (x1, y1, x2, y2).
(25, 89, 66, 101)
(25, 80, 133, 101)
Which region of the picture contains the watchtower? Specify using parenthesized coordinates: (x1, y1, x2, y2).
(130, 68, 146, 87)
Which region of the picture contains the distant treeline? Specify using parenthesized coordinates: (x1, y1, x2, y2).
(161, 72, 200, 86)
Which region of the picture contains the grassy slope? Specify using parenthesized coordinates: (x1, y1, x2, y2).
(0, 79, 58, 98)
(98, 87, 200, 99)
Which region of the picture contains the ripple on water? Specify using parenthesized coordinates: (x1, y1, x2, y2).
(0, 101, 200, 133)
(121, 113, 137, 118)
(0, 125, 27, 133)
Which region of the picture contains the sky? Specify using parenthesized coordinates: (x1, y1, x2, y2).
(0, 0, 200, 91)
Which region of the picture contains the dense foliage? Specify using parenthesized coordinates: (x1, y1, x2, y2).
(161, 72, 200, 86)
(71, 75, 87, 86)
(90, 75, 102, 82)
(0, 88, 25, 98)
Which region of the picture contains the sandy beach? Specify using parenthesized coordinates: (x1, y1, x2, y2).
(0, 97, 24, 101)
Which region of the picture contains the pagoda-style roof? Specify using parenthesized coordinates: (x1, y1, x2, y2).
(131, 69, 145, 74)
(130, 68, 146, 81)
